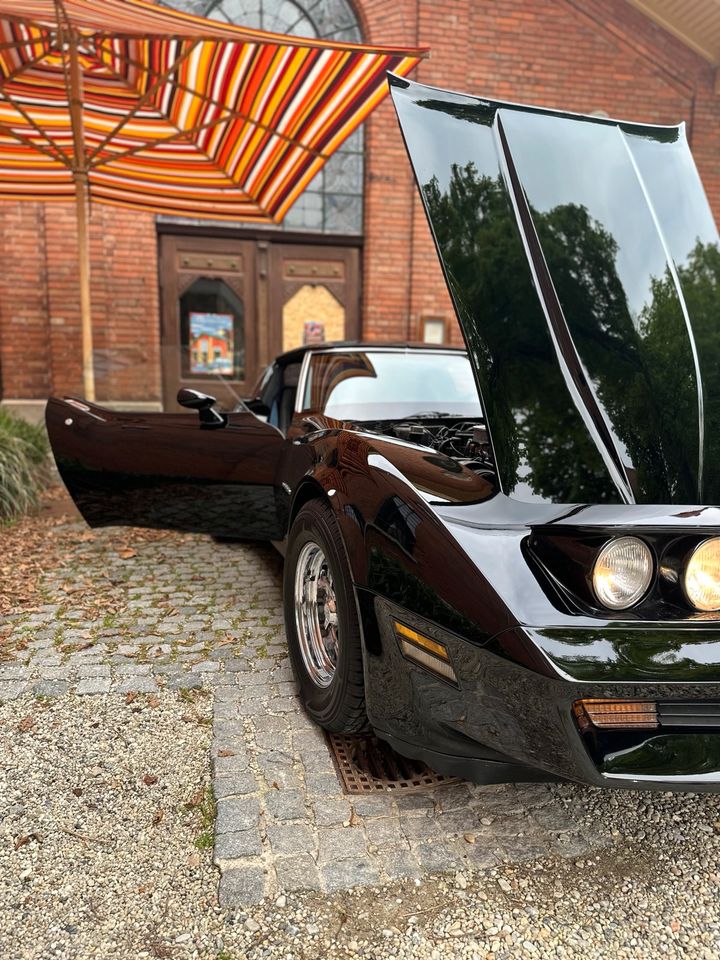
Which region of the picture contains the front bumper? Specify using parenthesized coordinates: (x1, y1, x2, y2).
(359, 592, 720, 792)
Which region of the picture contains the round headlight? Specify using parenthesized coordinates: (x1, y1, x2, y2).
(683, 538, 720, 612)
(592, 537, 653, 610)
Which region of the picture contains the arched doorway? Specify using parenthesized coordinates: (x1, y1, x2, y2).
(157, 1, 364, 408)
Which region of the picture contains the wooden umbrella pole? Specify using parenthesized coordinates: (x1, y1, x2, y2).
(67, 28, 95, 401)
(74, 171, 94, 402)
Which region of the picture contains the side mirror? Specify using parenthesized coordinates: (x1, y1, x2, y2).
(244, 396, 271, 416)
(177, 388, 227, 429)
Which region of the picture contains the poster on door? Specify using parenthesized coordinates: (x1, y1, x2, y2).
(189, 312, 234, 375)
(303, 320, 325, 345)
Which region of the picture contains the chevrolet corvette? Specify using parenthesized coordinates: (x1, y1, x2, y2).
(46, 75, 720, 791)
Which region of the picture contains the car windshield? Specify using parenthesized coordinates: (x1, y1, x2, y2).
(301, 350, 483, 421)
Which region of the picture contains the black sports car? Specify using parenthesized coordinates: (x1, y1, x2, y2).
(47, 75, 720, 792)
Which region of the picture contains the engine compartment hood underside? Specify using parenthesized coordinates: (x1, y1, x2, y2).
(390, 75, 720, 507)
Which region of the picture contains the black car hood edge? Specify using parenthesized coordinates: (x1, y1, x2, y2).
(390, 74, 720, 506)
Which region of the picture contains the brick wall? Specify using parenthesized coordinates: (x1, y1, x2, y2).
(362, 0, 720, 346)
(0, 200, 160, 401)
(1, 0, 718, 401)
(0, 203, 51, 398)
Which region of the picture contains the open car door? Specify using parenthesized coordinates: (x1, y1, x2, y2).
(46, 396, 286, 540)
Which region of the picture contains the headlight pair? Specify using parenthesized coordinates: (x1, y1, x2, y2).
(592, 536, 720, 612)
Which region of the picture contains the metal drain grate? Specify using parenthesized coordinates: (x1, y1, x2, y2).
(327, 732, 461, 794)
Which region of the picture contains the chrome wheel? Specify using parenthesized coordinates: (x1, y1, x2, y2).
(294, 540, 339, 688)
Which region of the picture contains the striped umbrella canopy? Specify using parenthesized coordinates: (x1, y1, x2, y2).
(0, 0, 426, 398)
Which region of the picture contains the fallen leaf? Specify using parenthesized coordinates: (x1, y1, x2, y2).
(147, 694, 161, 709)
(60, 642, 93, 655)
(152, 808, 165, 826)
(185, 788, 204, 809)
(14, 832, 41, 850)
(118, 549, 137, 560)
(463, 833, 476, 844)
(187, 853, 201, 868)
(125, 692, 137, 704)
(143, 774, 158, 786)
(271, 781, 280, 790)
(218, 636, 236, 646)
(148, 940, 174, 959)
(71, 787, 83, 797)
(17, 716, 35, 733)
(217, 749, 235, 758)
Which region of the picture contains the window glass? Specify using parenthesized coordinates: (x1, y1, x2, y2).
(302, 351, 483, 421)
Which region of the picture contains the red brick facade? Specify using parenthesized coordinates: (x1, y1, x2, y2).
(1, 0, 719, 404)
(0, 200, 160, 402)
(363, 0, 720, 347)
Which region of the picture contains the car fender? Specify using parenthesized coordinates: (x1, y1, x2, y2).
(286, 428, 511, 646)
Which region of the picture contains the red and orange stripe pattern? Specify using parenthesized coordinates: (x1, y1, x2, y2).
(0, 0, 425, 219)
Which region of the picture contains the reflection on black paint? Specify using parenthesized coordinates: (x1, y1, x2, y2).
(533, 626, 720, 682)
(375, 495, 421, 554)
(602, 734, 720, 778)
(642, 242, 720, 502)
(500, 108, 701, 504)
(391, 78, 720, 506)
(423, 162, 619, 503)
(625, 131, 720, 503)
(367, 548, 485, 643)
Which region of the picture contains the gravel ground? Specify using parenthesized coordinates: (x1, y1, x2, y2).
(3, 498, 720, 958)
(3, 690, 720, 959)
(0, 691, 216, 959)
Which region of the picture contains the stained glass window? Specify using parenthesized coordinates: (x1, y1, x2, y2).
(160, 0, 364, 234)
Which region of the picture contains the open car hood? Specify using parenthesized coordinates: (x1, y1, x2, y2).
(390, 75, 720, 506)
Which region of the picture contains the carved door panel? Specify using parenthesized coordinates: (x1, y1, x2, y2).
(160, 236, 257, 411)
(268, 244, 360, 357)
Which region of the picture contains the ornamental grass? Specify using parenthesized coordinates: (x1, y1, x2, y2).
(0, 409, 49, 521)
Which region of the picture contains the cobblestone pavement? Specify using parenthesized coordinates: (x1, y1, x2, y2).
(0, 515, 698, 909)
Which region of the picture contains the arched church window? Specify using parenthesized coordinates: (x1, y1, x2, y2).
(160, 0, 364, 234)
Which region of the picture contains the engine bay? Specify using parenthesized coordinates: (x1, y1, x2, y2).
(362, 416, 495, 476)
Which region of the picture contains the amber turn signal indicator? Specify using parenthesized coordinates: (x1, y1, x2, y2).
(573, 698, 659, 732)
(394, 621, 458, 685)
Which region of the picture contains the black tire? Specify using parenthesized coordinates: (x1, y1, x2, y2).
(283, 499, 368, 733)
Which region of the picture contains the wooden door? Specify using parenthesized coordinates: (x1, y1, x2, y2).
(160, 236, 257, 411)
(268, 244, 360, 358)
